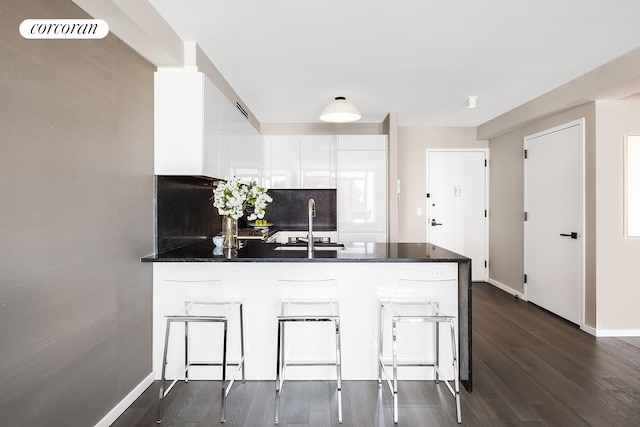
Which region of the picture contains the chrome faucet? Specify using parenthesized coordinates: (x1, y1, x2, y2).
(307, 198, 315, 254)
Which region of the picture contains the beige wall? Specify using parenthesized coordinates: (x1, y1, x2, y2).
(488, 131, 526, 293)
(0, 0, 154, 424)
(260, 122, 384, 135)
(488, 103, 597, 326)
(397, 127, 488, 242)
(594, 97, 640, 330)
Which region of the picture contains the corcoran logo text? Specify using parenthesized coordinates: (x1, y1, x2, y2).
(20, 19, 109, 39)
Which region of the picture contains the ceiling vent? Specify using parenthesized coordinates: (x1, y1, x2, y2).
(235, 102, 249, 119)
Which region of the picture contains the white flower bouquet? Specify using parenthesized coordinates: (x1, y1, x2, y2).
(212, 178, 273, 220)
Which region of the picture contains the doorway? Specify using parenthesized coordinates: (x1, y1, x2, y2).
(426, 149, 489, 281)
(524, 119, 584, 325)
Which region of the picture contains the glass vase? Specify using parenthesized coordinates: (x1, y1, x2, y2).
(222, 216, 238, 249)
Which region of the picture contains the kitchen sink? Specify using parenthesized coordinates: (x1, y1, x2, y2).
(275, 242, 345, 251)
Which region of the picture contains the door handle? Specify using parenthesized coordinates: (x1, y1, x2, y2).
(560, 232, 578, 239)
(431, 219, 443, 226)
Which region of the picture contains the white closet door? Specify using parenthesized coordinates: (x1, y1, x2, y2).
(525, 121, 583, 325)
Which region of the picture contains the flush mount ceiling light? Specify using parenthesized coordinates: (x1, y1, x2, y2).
(319, 97, 361, 123)
(467, 95, 478, 109)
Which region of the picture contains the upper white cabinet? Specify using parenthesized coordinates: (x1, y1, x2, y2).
(217, 89, 234, 180)
(155, 71, 221, 177)
(154, 70, 262, 182)
(337, 135, 388, 243)
(229, 112, 261, 184)
(203, 75, 223, 178)
(301, 135, 337, 188)
(265, 135, 337, 188)
(265, 135, 300, 188)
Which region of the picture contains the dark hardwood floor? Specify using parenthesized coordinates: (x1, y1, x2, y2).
(112, 282, 640, 426)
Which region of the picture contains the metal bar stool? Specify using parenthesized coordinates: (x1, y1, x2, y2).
(157, 280, 245, 424)
(275, 278, 342, 424)
(378, 279, 461, 424)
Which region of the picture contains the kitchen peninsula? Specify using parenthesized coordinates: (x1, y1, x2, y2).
(142, 240, 472, 391)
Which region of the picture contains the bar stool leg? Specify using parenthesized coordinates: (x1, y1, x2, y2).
(335, 318, 343, 423)
(435, 320, 440, 383)
(157, 319, 172, 423)
(239, 304, 246, 382)
(449, 319, 462, 423)
(220, 319, 228, 423)
(392, 317, 399, 424)
(184, 322, 189, 383)
(275, 320, 283, 424)
(378, 303, 384, 385)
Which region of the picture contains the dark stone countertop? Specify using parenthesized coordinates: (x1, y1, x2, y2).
(140, 239, 470, 263)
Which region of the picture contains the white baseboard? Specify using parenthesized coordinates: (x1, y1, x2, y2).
(95, 372, 154, 427)
(590, 328, 640, 337)
(485, 280, 640, 338)
(487, 278, 526, 300)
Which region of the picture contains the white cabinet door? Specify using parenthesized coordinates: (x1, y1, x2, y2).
(218, 94, 235, 180)
(155, 71, 228, 178)
(202, 76, 222, 178)
(300, 135, 337, 188)
(268, 135, 301, 188)
(265, 135, 337, 189)
(230, 116, 261, 184)
(154, 72, 206, 175)
(337, 135, 388, 242)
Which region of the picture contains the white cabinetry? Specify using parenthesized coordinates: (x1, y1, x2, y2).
(155, 71, 222, 177)
(265, 135, 337, 189)
(218, 92, 234, 180)
(154, 70, 262, 182)
(337, 135, 388, 243)
(228, 108, 261, 184)
(266, 135, 300, 188)
(301, 135, 337, 188)
(153, 262, 459, 380)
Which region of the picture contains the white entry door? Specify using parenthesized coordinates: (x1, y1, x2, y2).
(525, 120, 583, 325)
(427, 150, 488, 281)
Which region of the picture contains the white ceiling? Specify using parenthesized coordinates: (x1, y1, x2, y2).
(147, 0, 640, 127)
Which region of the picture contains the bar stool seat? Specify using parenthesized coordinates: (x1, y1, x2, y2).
(157, 288, 245, 424)
(275, 278, 342, 424)
(378, 279, 462, 424)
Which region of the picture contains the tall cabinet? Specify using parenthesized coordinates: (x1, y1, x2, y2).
(337, 135, 388, 243)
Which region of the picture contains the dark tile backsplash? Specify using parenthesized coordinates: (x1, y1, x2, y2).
(156, 176, 337, 253)
(156, 175, 220, 253)
(263, 189, 337, 231)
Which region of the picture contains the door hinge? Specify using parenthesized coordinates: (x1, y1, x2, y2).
(484, 159, 487, 167)
(426, 193, 430, 198)
(524, 211, 528, 221)
(524, 149, 528, 159)
(484, 260, 488, 268)
(484, 209, 488, 218)
(524, 274, 527, 284)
